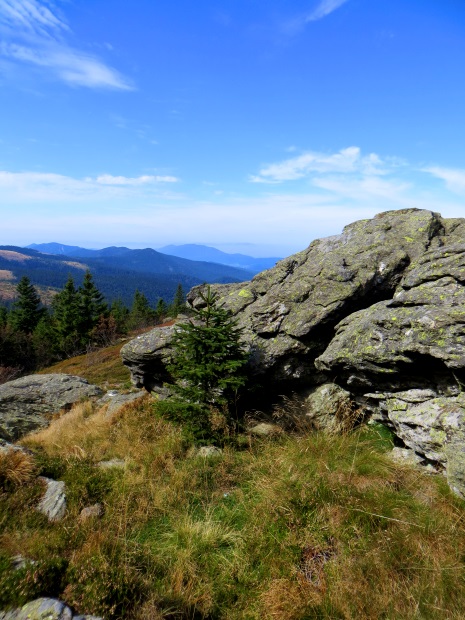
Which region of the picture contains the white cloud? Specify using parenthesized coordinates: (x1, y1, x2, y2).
(251, 147, 386, 183)
(95, 174, 179, 185)
(306, 0, 350, 22)
(0, 0, 68, 36)
(0, 170, 180, 203)
(0, 0, 133, 90)
(424, 166, 465, 196)
(284, 0, 350, 34)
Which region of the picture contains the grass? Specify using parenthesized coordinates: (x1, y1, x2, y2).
(38, 341, 132, 388)
(0, 392, 464, 619)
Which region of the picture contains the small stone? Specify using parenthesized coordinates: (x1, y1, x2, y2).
(249, 423, 282, 437)
(97, 458, 125, 469)
(11, 554, 36, 571)
(197, 446, 223, 458)
(37, 478, 66, 521)
(78, 503, 104, 522)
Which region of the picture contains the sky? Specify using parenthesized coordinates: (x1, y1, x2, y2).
(1, 0, 465, 257)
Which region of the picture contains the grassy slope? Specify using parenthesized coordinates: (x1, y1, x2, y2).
(1, 345, 465, 619)
(37, 341, 132, 389)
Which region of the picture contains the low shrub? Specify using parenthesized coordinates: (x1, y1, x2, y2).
(0, 553, 68, 608)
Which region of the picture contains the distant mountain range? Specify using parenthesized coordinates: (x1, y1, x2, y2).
(27, 242, 281, 273)
(157, 244, 281, 273)
(0, 242, 279, 308)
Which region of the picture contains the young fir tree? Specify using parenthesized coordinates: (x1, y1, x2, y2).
(77, 270, 107, 343)
(155, 298, 168, 323)
(52, 276, 81, 354)
(110, 299, 130, 334)
(168, 285, 249, 411)
(129, 290, 156, 329)
(33, 312, 59, 368)
(9, 276, 45, 334)
(170, 283, 185, 316)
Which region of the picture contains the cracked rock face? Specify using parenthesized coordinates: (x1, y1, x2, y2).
(121, 209, 465, 496)
(0, 374, 103, 442)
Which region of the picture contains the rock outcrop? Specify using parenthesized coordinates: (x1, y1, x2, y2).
(0, 374, 103, 441)
(121, 209, 465, 496)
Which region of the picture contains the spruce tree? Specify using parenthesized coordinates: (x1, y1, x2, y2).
(168, 285, 249, 410)
(129, 290, 156, 329)
(9, 276, 44, 334)
(155, 298, 168, 323)
(77, 270, 107, 343)
(52, 276, 80, 354)
(33, 313, 58, 367)
(170, 283, 185, 316)
(110, 299, 129, 334)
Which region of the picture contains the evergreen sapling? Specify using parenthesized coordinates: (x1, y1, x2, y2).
(167, 286, 249, 421)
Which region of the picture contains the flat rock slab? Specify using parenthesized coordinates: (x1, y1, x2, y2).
(0, 374, 103, 441)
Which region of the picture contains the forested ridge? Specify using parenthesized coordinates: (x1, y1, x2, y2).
(0, 246, 252, 308)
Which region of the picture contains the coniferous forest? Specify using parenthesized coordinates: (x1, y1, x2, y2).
(0, 273, 186, 381)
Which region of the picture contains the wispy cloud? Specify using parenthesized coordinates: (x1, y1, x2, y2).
(250, 147, 386, 183)
(306, 0, 350, 22)
(284, 0, 351, 35)
(0, 170, 180, 203)
(423, 166, 465, 196)
(95, 174, 178, 185)
(249, 146, 465, 217)
(0, 0, 68, 36)
(0, 0, 133, 90)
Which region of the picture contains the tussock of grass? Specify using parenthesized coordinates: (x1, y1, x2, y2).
(1, 396, 465, 619)
(0, 449, 36, 489)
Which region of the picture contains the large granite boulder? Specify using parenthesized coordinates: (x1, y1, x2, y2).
(120, 208, 465, 496)
(122, 208, 443, 393)
(0, 374, 103, 441)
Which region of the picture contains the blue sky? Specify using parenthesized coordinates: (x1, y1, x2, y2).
(1, 0, 465, 257)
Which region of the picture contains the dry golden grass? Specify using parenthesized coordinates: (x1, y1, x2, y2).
(0, 448, 36, 487)
(22, 401, 111, 459)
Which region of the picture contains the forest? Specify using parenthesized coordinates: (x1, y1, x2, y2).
(0, 272, 185, 382)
